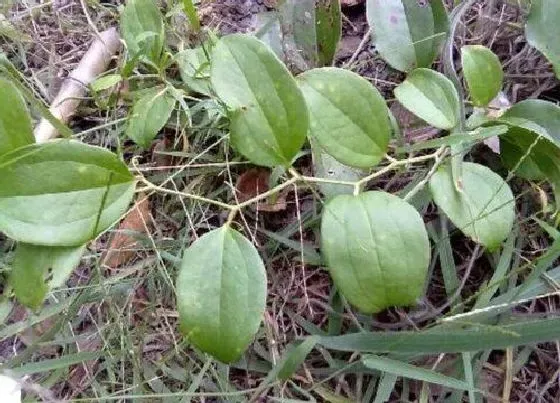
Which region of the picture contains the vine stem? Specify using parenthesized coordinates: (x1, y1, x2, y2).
(135, 151, 443, 215)
(403, 147, 448, 202)
(356, 149, 443, 187)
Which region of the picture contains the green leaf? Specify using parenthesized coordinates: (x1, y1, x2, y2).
(362, 355, 472, 391)
(0, 140, 136, 246)
(497, 100, 560, 201)
(210, 34, 309, 167)
(11, 243, 85, 309)
(298, 67, 390, 168)
(499, 99, 560, 146)
(318, 316, 560, 354)
(397, 125, 508, 153)
(366, 0, 448, 72)
(90, 74, 122, 92)
(177, 226, 267, 363)
(0, 76, 34, 156)
(500, 127, 560, 202)
(394, 68, 460, 130)
(461, 45, 503, 107)
(429, 162, 515, 251)
(120, 0, 165, 64)
(311, 140, 363, 199)
(176, 47, 212, 96)
(526, 0, 560, 78)
(321, 191, 430, 313)
(315, 0, 341, 66)
(125, 87, 176, 148)
(279, 0, 317, 70)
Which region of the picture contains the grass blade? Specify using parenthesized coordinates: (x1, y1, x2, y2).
(9, 351, 102, 376)
(182, 0, 200, 32)
(363, 355, 471, 391)
(318, 317, 560, 354)
(474, 229, 516, 309)
(461, 352, 477, 402)
(373, 373, 397, 403)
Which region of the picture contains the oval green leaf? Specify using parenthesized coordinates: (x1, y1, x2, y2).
(0, 140, 136, 246)
(298, 67, 390, 168)
(461, 45, 503, 107)
(394, 68, 460, 130)
(0, 77, 34, 156)
(321, 191, 431, 313)
(499, 99, 560, 180)
(177, 226, 267, 363)
(210, 34, 309, 167)
(429, 162, 514, 251)
(126, 87, 176, 148)
(120, 0, 165, 63)
(526, 0, 560, 78)
(500, 99, 560, 146)
(176, 48, 212, 96)
(498, 100, 560, 202)
(366, 0, 448, 72)
(11, 243, 85, 309)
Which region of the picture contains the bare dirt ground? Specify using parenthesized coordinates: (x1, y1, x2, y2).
(1, 0, 560, 401)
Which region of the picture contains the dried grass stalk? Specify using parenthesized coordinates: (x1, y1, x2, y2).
(34, 28, 121, 142)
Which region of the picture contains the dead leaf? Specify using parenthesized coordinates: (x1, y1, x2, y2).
(101, 194, 151, 269)
(236, 168, 270, 202)
(151, 137, 173, 169)
(68, 334, 102, 394)
(235, 168, 288, 212)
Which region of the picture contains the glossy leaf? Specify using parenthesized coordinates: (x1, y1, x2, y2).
(177, 226, 267, 363)
(461, 45, 503, 107)
(298, 67, 390, 168)
(429, 162, 514, 250)
(176, 47, 212, 96)
(210, 34, 309, 167)
(0, 77, 34, 156)
(11, 244, 85, 309)
(366, 0, 448, 72)
(125, 87, 176, 148)
(311, 140, 363, 199)
(120, 0, 165, 63)
(499, 99, 560, 146)
(362, 355, 471, 391)
(394, 68, 460, 130)
(0, 140, 136, 246)
(498, 100, 560, 201)
(526, 0, 560, 78)
(321, 191, 431, 313)
(316, 0, 341, 66)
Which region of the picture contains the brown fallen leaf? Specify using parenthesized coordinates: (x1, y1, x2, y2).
(101, 194, 151, 269)
(235, 168, 289, 212)
(151, 137, 173, 169)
